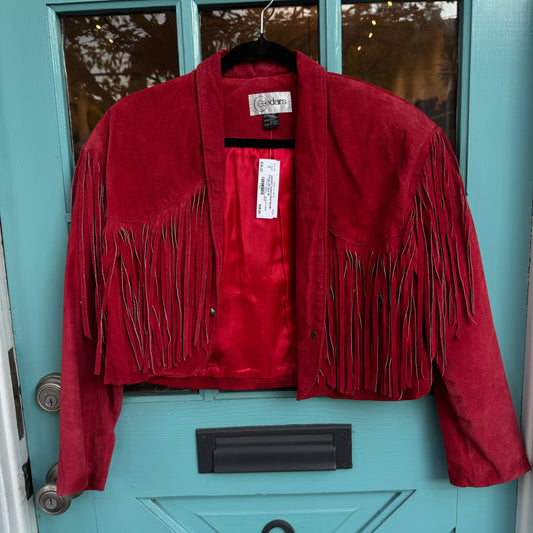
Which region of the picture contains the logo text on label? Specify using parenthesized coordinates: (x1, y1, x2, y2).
(249, 92, 293, 116)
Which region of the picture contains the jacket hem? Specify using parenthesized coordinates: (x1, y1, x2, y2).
(449, 460, 531, 488)
(127, 374, 297, 390)
(297, 379, 433, 401)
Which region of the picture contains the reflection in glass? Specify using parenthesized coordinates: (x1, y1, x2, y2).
(200, 5, 318, 62)
(342, 2, 458, 147)
(61, 12, 179, 158)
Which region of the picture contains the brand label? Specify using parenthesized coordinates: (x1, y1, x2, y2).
(256, 159, 280, 219)
(249, 92, 292, 116)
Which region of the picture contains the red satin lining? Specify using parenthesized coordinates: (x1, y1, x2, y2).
(202, 147, 296, 379)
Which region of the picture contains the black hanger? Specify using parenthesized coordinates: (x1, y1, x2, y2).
(221, 0, 297, 74)
(222, 0, 296, 149)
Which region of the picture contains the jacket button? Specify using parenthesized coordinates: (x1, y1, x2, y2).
(310, 330, 317, 339)
(209, 308, 216, 317)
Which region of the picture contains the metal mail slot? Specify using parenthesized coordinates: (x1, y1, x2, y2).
(196, 424, 352, 473)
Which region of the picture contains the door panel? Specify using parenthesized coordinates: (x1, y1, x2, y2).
(106, 395, 448, 496)
(0, 0, 531, 532)
(93, 489, 457, 533)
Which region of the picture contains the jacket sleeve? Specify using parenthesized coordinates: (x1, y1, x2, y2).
(425, 128, 531, 487)
(57, 114, 123, 495)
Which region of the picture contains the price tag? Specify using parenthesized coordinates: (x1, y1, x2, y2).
(256, 159, 280, 219)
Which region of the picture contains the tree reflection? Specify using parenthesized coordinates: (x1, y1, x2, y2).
(62, 3, 457, 156)
(200, 6, 319, 61)
(61, 12, 179, 157)
(342, 1, 457, 146)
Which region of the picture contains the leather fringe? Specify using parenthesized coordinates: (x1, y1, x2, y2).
(105, 182, 213, 374)
(75, 146, 213, 375)
(322, 129, 475, 398)
(74, 145, 106, 348)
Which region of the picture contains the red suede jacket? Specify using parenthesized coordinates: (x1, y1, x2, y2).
(57, 50, 530, 495)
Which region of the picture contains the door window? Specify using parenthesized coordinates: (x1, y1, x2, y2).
(60, 3, 458, 155)
(342, 1, 458, 145)
(199, 5, 319, 61)
(61, 11, 179, 158)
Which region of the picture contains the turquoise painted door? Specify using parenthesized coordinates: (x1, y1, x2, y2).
(0, 1, 531, 532)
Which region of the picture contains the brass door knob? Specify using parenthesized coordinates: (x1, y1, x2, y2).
(35, 373, 61, 412)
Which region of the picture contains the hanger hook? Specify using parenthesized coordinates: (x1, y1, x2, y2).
(260, 0, 274, 37)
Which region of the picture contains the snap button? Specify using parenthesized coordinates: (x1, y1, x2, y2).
(310, 330, 317, 339)
(209, 308, 216, 317)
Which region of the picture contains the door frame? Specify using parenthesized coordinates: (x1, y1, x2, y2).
(0, 226, 38, 533)
(516, 234, 533, 533)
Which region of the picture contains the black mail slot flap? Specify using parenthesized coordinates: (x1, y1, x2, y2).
(196, 424, 352, 473)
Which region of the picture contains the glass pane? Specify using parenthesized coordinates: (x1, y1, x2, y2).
(61, 11, 179, 158)
(342, 2, 458, 147)
(200, 5, 319, 62)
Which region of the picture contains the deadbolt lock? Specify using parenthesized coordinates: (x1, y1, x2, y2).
(36, 463, 82, 515)
(35, 373, 61, 412)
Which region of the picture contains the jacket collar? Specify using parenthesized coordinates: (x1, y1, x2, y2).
(195, 50, 328, 394)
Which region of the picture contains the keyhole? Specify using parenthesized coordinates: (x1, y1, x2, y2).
(45, 395, 57, 407)
(45, 497, 57, 510)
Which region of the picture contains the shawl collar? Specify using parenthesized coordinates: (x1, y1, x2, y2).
(195, 51, 328, 394)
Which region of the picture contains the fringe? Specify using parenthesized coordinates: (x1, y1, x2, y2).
(73, 145, 106, 346)
(323, 129, 475, 398)
(74, 146, 213, 375)
(106, 182, 213, 374)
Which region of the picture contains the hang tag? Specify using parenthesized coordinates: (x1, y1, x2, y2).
(256, 159, 280, 219)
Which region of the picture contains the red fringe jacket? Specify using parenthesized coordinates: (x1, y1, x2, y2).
(57, 50, 530, 494)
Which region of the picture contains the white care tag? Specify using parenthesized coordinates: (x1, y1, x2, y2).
(249, 92, 292, 116)
(256, 159, 280, 219)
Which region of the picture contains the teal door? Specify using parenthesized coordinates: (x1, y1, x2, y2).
(0, 1, 531, 531)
